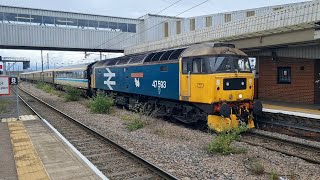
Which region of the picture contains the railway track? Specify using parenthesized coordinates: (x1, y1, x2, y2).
(256, 112, 320, 141)
(241, 130, 320, 164)
(14, 86, 177, 180)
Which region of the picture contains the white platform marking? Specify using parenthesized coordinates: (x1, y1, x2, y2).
(263, 108, 320, 119)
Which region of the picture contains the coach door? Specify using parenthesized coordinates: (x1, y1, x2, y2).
(315, 60, 320, 104)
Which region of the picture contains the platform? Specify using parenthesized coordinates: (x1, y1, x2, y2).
(0, 118, 102, 180)
(262, 100, 320, 119)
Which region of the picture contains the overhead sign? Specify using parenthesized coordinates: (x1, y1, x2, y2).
(0, 76, 10, 95)
(10, 77, 18, 85)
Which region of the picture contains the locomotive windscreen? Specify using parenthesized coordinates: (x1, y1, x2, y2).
(182, 56, 251, 74)
(209, 56, 251, 73)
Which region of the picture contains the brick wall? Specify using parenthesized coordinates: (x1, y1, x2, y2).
(258, 56, 315, 104)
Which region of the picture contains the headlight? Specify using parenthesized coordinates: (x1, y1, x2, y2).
(239, 94, 243, 99)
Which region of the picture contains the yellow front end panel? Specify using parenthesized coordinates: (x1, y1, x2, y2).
(180, 73, 254, 104)
(208, 114, 239, 132)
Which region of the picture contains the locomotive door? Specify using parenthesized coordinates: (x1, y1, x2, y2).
(315, 60, 320, 104)
(180, 59, 191, 101)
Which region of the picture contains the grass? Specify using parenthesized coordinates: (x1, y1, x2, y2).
(126, 119, 145, 131)
(119, 103, 156, 131)
(35, 82, 57, 95)
(42, 84, 55, 94)
(270, 170, 280, 180)
(89, 92, 114, 114)
(36, 82, 46, 89)
(0, 99, 10, 113)
(153, 128, 166, 136)
(207, 123, 249, 155)
(248, 158, 265, 175)
(120, 113, 145, 131)
(64, 86, 81, 102)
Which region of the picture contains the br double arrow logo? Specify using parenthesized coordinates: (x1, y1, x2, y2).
(103, 68, 116, 90)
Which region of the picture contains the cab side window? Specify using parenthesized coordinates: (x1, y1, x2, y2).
(182, 58, 192, 74)
(192, 58, 207, 73)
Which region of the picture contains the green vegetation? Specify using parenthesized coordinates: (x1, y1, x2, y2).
(35, 82, 57, 95)
(270, 170, 280, 180)
(64, 86, 81, 101)
(0, 99, 10, 113)
(208, 123, 249, 155)
(42, 84, 55, 94)
(126, 119, 145, 131)
(89, 92, 114, 113)
(120, 103, 155, 131)
(153, 128, 166, 137)
(36, 82, 46, 89)
(248, 158, 265, 175)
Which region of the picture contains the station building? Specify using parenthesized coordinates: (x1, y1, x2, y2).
(248, 45, 320, 105)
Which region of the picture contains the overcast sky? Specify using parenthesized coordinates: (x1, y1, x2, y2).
(0, 0, 310, 71)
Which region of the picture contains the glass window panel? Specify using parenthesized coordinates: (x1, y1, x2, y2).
(118, 23, 127, 32)
(3, 13, 17, 23)
(128, 24, 136, 33)
(17, 14, 31, 24)
(99, 21, 108, 29)
(169, 48, 186, 60)
(55, 17, 66, 26)
(78, 19, 88, 28)
(190, 18, 195, 31)
(43, 16, 55, 26)
(66, 18, 77, 27)
(88, 20, 98, 29)
(31, 15, 42, 25)
(109, 22, 117, 30)
(0, 12, 3, 22)
(164, 22, 169, 37)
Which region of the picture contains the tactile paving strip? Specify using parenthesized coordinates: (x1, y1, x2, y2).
(8, 121, 49, 180)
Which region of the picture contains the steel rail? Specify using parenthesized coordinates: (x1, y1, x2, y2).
(242, 130, 320, 164)
(15, 86, 178, 180)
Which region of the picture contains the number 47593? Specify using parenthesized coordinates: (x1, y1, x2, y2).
(152, 80, 166, 89)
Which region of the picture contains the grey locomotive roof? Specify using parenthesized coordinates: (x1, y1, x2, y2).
(180, 43, 247, 58)
(93, 43, 246, 68)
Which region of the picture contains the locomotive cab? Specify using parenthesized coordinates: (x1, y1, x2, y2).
(179, 43, 261, 132)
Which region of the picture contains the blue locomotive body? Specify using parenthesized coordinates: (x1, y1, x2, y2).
(94, 62, 179, 100)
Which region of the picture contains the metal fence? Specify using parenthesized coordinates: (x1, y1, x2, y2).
(0, 85, 20, 120)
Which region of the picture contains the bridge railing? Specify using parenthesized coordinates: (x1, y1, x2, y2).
(125, 0, 320, 54)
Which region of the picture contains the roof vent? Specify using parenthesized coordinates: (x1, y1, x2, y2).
(213, 43, 235, 48)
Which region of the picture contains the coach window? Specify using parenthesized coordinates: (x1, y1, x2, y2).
(84, 71, 87, 78)
(277, 67, 291, 84)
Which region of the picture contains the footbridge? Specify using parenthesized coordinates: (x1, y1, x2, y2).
(0, 5, 141, 52)
(125, 0, 320, 56)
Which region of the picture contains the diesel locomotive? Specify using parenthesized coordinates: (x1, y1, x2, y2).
(20, 43, 262, 132)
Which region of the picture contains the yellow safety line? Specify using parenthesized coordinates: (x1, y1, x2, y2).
(8, 121, 50, 180)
